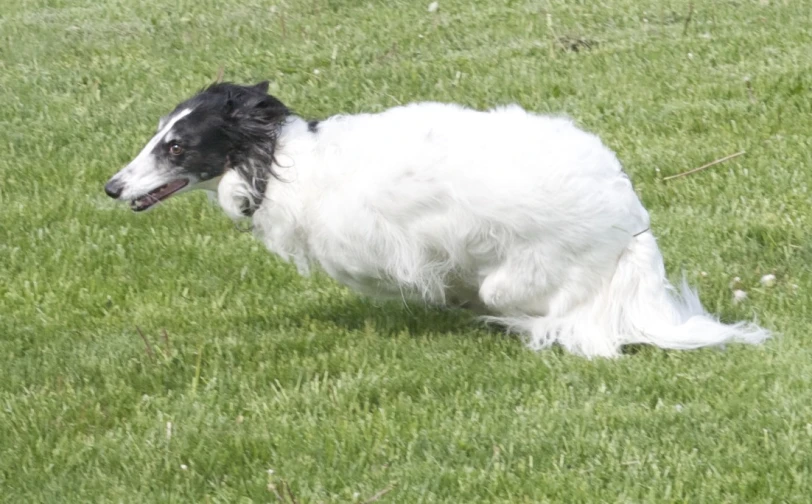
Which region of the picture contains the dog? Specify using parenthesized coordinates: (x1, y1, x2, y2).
(104, 81, 769, 358)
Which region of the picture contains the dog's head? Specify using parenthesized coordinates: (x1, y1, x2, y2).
(104, 81, 289, 214)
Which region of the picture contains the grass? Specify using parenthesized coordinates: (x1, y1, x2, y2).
(1, 0, 811, 501)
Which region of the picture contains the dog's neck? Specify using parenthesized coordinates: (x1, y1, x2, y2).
(215, 116, 313, 219)
(216, 116, 319, 274)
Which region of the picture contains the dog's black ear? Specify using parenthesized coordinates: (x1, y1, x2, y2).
(227, 93, 289, 126)
(253, 81, 270, 94)
(254, 95, 286, 110)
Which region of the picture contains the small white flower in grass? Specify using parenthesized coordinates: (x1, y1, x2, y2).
(675, 404, 683, 412)
(760, 274, 776, 287)
(688, 52, 694, 60)
(428, 1, 439, 13)
(733, 290, 748, 304)
(700, 271, 708, 277)
(166, 421, 172, 440)
(180, 464, 188, 471)
(267, 468, 275, 475)
(730, 276, 742, 289)
(313, 69, 320, 75)
(353, 491, 361, 500)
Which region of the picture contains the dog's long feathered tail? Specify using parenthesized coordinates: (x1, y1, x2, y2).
(492, 232, 770, 358)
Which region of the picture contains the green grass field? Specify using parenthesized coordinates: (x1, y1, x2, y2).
(2, 0, 811, 501)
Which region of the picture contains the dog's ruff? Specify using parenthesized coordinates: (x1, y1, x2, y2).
(106, 84, 769, 358)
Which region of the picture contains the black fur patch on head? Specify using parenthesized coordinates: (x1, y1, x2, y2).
(307, 120, 319, 133)
(160, 81, 290, 215)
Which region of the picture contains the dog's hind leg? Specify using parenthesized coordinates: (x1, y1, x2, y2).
(477, 253, 555, 316)
(477, 249, 623, 357)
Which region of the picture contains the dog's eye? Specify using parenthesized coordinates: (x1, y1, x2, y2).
(168, 142, 184, 156)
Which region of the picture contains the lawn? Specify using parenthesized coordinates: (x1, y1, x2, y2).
(1, 0, 811, 501)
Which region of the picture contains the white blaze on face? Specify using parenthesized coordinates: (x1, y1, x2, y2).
(110, 108, 194, 200)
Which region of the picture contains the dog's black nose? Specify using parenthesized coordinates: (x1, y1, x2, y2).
(104, 179, 123, 199)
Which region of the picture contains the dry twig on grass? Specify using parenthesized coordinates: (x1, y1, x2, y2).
(362, 484, 396, 504)
(663, 151, 746, 181)
(283, 481, 298, 504)
(136, 326, 155, 360)
(162, 328, 170, 356)
(682, 1, 694, 35)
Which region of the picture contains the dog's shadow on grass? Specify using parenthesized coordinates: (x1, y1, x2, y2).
(230, 290, 662, 355)
(306, 295, 495, 337)
(241, 293, 507, 341)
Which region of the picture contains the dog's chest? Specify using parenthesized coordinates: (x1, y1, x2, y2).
(311, 239, 406, 299)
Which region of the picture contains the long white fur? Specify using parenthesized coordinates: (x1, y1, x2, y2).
(216, 102, 769, 358)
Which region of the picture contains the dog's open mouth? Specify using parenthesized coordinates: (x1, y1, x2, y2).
(130, 179, 189, 212)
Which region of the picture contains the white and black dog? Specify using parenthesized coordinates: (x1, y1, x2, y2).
(104, 81, 769, 358)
